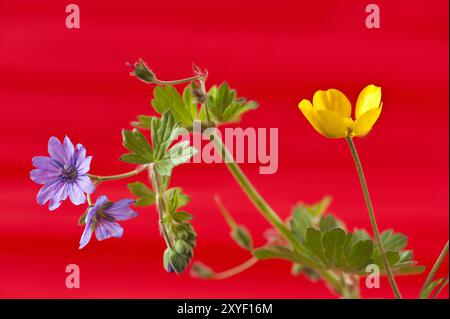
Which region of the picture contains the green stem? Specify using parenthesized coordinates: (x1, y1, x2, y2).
(212, 257, 258, 280)
(88, 165, 147, 182)
(345, 137, 402, 299)
(419, 241, 449, 298)
(431, 275, 449, 299)
(148, 164, 173, 250)
(210, 130, 302, 252)
(214, 195, 238, 229)
(154, 76, 200, 86)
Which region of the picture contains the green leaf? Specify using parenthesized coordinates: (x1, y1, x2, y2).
(165, 187, 190, 209)
(120, 129, 153, 164)
(127, 182, 155, 206)
(172, 211, 193, 222)
(380, 229, 408, 252)
(151, 85, 194, 128)
(320, 215, 344, 232)
(150, 112, 197, 176)
(131, 115, 153, 130)
(207, 82, 258, 124)
(303, 227, 374, 274)
(231, 226, 253, 251)
(289, 204, 314, 243)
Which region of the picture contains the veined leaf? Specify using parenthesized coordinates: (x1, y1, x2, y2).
(120, 129, 153, 164)
(152, 85, 194, 128)
(127, 182, 155, 206)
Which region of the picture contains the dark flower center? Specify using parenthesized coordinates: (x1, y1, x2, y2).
(60, 164, 78, 182)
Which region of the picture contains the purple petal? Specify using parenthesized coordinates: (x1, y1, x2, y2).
(76, 175, 95, 194)
(48, 183, 70, 211)
(68, 183, 87, 206)
(95, 220, 123, 241)
(74, 144, 87, 166)
(79, 221, 94, 249)
(105, 199, 137, 221)
(32, 156, 58, 171)
(63, 136, 75, 161)
(48, 137, 68, 165)
(37, 180, 64, 205)
(30, 169, 60, 185)
(77, 156, 92, 175)
(95, 195, 109, 208)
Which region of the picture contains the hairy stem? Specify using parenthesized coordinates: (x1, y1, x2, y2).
(211, 257, 258, 280)
(148, 164, 173, 250)
(419, 241, 449, 298)
(431, 275, 449, 299)
(210, 130, 302, 252)
(88, 165, 147, 182)
(154, 76, 201, 86)
(345, 137, 401, 299)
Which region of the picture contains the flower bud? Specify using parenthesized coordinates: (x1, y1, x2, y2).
(130, 59, 156, 83)
(174, 239, 193, 258)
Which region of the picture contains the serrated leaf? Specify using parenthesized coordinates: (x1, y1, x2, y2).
(165, 187, 190, 209)
(207, 82, 258, 124)
(173, 211, 193, 222)
(320, 215, 342, 232)
(380, 229, 408, 252)
(127, 182, 155, 206)
(304, 227, 374, 274)
(131, 115, 153, 130)
(152, 85, 194, 128)
(121, 129, 153, 164)
(346, 240, 374, 272)
(231, 226, 253, 251)
(289, 204, 314, 244)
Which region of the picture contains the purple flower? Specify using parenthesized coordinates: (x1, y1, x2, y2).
(30, 136, 95, 211)
(79, 196, 137, 249)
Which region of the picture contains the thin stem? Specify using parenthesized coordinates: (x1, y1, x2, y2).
(210, 130, 302, 253)
(154, 76, 200, 86)
(86, 193, 93, 206)
(431, 275, 449, 299)
(419, 241, 449, 298)
(211, 257, 258, 280)
(88, 165, 147, 182)
(214, 195, 238, 230)
(148, 164, 173, 250)
(345, 137, 402, 299)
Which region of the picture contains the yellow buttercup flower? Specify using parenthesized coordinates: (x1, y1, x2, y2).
(298, 84, 383, 138)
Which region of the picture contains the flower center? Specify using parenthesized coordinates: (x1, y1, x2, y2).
(60, 164, 78, 182)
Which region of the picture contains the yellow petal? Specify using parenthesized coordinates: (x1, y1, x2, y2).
(353, 103, 383, 137)
(298, 99, 328, 136)
(315, 109, 349, 138)
(313, 89, 351, 118)
(355, 84, 382, 119)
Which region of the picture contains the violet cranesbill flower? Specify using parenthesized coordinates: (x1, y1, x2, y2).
(30, 136, 95, 211)
(79, 196, 137, 249)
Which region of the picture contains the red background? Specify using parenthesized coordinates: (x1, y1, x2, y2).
(0, 0, 448, 298)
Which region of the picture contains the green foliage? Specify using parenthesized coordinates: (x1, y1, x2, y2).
(151, 85, 197, 128)
(127, 181, 155, 206)
(254, 197, 424, 279)
(121, 129, 153, 164)
(206, 82, 258, 124)
(121, 111, 196, 176)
